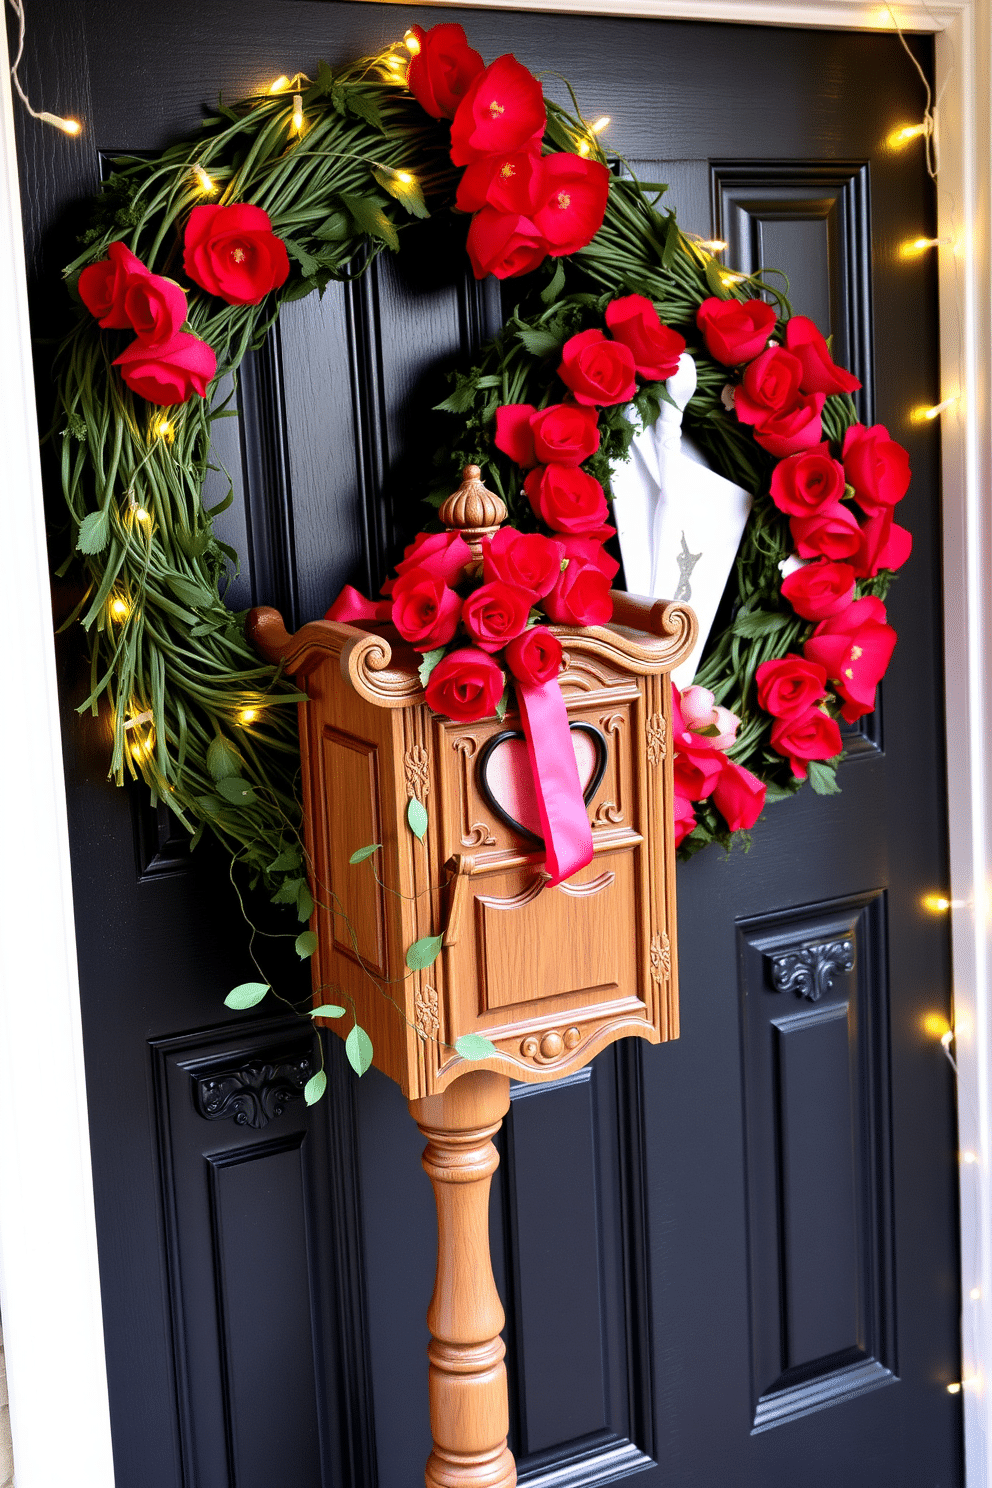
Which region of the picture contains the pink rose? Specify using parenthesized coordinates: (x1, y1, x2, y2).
(780, 560, 856, 621)
(390, 567, 462, 650)
(542, 557, 613, 626)
(482, 527, 564, 597)
(504, 626, 562, 685)
(425, 648, 505, 723)
(790, 501, 864, 562)
(843, 423, 911, 515)
(462, 580, 534, 652)
(752, 393, 826, 458)
(679, 685, 739, 750)
(770, 444, 846, 517)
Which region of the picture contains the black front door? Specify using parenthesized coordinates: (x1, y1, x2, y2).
(15, 5, 958, 1485)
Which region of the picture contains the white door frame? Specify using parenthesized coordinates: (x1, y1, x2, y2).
(1, 3, 986, 1485)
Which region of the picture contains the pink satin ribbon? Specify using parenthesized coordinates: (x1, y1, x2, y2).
(324, 585, 390, 624)
(516, 679, 594, 887)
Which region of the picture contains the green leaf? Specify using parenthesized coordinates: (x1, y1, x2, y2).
(807, 759, 842, 796)
(345, 1024, 374, 1076)
(315, 210, 352, 243)
(434, 374, 476, 415)
(731, 609, 790, 639)
(517, 324, 565, 357)
(304, 1070, 327, 1105)
(270, 846, 303, 871)
(372, 166, 429, 219)
(406, 934, 443, 971)
(496, 686, 509, 722)
(540, 259, 566, 304)
(224, 981, 269, 1010)
(705, 257, 734, 299)
(216, 775, 258, 805)
(341, 86, 384, 133)
(660, 210, 681, 270)
(206, 735, 241, 781)
(341, 192, 399, 252)
(407, 797, 429, 841)
(295, 929, 318, 958)
(272, 877, 303, 904)
(77, 509, 110, 555)
(455, 1033, 499, 1061)
(310, 1003, 346, 1019)
(168, 574, 216, 610)
(418, 647, 446, 686)
(349, 843, 380, 864)
(297, 881, 315, 921)
(283, 238, 320, 277)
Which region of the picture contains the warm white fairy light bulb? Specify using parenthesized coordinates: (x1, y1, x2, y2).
(192, 163, 215, 193)
(403, 29, 421, 55)
(292, 94, 304, 132)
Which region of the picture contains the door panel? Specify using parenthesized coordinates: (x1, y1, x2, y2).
(13, 4, 957, 1486)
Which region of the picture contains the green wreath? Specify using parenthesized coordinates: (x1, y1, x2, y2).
(54, 21, 911, 935)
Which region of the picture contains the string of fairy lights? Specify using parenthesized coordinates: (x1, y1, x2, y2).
(7, 0, 979, 1394)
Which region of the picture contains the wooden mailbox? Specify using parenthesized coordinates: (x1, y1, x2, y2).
(249, 491, 695, 1488)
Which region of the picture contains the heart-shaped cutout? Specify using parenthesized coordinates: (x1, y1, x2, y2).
(477, 723, 608, 842)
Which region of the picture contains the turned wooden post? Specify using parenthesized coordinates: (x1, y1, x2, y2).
(409, 1071, 516, 1488)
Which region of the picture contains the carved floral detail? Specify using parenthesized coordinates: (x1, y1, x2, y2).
(520, 1026, 582, 1064)
(194, 1053, 312, 1129)
(594, 799, 623, 826)
(650, 932, 671, 984)
(415, 985, 440, 1037)
(646, 712, 666, 766)
(404, 743, 430, 802)
(452, 735, 496, 846)
(768, 938, 855, 1002)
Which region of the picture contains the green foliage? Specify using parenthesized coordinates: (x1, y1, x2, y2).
(295, 929, 318, 958)
(455, 1034, 498, 1062)
(407, 797, 429, 841)
(224, 981, 269, 1009)
(345, 1024, 374, 1076)
(406, 935, 443, 971)
(348, 843, 380, 864)
(304, 1070, 327, 1105)
(311, 1003, 346, 1018)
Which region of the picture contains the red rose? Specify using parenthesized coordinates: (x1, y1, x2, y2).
(531, 154, 610, 256)
(843, 423, 911, 515)
(671, 691, 725, 800)
(494, 403, 537, 467)
(852, 509, 913, 578)
(673, 792, 697, 848)
(755, 655, 828, 718)
(770, 706, 843, 779)
(780, 560, 856, 620)
(733, 346, 804, 426)
(769, 444, 846, 517)
(466, 209, 547, 280)
(406, 23, 484, 121)
(524, 464, 609, 535)
(77, 241, 148, 328)
(557, 535, 619, 581)
(604, 295, 685, 380)
(183, 204, 290, 306)
(803, 596, 897, 722)
(426, 648, 505, 723)
(113, 331, 216, 406)
(558, 330, 637, 407)
(456, 149, 541, 214)
(752, 393, 825, 457)
(390, 567, 462, 650)
(712, 759, 766, 831)
(462, 580, 534, 652)
(483, 527, 564, 596)
(123, 273, 188, 348)
(790, 501, 864, 561)
(785, 315, 861, 395)
(696, 296, 777, 365)
(529, 403, 599, 465)
(389, 530, 473, 590)
(542, 557, 613, 626)
(449, 55, 546, 166)
(504, 626, 562, 685)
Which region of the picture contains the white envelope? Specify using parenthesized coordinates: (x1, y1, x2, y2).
(611, 354, 752, 690)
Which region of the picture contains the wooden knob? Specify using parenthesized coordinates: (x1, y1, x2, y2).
(439, 465, 508, 573)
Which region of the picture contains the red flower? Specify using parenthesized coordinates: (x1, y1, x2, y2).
(482, 527, 564, 596)
(770, 706, 843, 779)
(696, 296, 777, 365)
(785, 315, 861, 395)
(769, 444, 846, 518)
(780, 560, 856, 620)
(183, 204, 289, 306)
(542, 557, 613, 626)
(605, 295, 685, 380)
(390, 568, 462, 650)
(495, 403, 538, 467)
(558, 330, 637, 407)
(406, 23, 484, 121)
(113, 332, 216, 406)
(504, 626, 562, 685)
(733, 346, 804, 426)
(466, 209, 547, 280)
(78, 241, 148, 328)
(755, 655, 828, 719)
(462, 580, 534, 652)
(790, 501, 864, 562)
(531, 154, 610, 256)
(852, 510, 913, 578)
(123, 274, 188, 348)
(456, 149, 542, 214)
(673, 792, 697, 848)
(712, 759, 766, 831)
(525, 464, 609, 535)
(557, 535, 619, 581)
(389, 530, 473, 590)
(803, 596, 897, 722)
(426, 648, 505, 723)
(843, 423, 911, 516)
(449, 54, 546, 166)
(529, 403, 600, 465)
(671, 688, 725, 800)
(752, 393, 825, 458)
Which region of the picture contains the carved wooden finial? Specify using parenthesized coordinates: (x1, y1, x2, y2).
(439, 465, 507, 571)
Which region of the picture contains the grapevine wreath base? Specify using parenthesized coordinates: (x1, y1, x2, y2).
(54, 22, 912, 1073)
